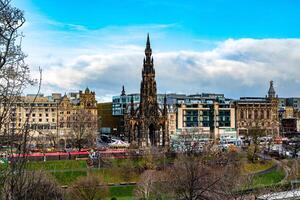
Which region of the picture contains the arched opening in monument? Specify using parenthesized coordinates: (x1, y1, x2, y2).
(149, 124, 155, 146)
(59, 139, 65, 149)
(66, 139, 72, 148)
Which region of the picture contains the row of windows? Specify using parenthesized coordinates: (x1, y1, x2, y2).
(185, 115, 229, 122)
(13, 103, 57, 107)
(240, 121, 271, 127)
(14, 118, 56, 122)
(59, 123, 93, 128)
(185, 122, 211, 127)
(240, 110, 271, 120)
(184, 118, 211, 122)
(183, 110, 213, 116)
(32, 113, 56, 117)
(31, 118, 56, 122)
(185, 121, 231, 128)
(30, 124, 57, 130)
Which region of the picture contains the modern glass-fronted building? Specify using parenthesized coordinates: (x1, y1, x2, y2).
(112, 92, 236, 140)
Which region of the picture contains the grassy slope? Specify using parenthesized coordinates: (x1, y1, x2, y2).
(51, 168, 139, 185)
(251, 168, 285, 188)
(26, 160, 87, 171)
(26, 157, 285, 198)
(108, 185, 135, 200)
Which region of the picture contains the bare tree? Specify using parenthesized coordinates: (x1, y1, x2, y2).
(46, 130, 58, 148)
(0, 1, 53, 199)
(247, 127, 266, 163)
(134, 170, 158, 200)
(0, 0, 25, 70)
(68, 175, 108, 200)
(0, 0, 33, 146)
(1, 171, 64, 200)
(69, 108, 97, 151)
(151, 152, 243, 200)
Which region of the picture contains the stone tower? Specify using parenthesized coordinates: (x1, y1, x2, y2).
(124, 34, 168, 148)
(140, 33, 159, 121)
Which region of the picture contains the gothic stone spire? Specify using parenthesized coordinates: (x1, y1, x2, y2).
(140, 34, 158, 117)
(144, 33, 153, 69)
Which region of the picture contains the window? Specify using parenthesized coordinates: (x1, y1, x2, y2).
(261, 110, 265, 119)
(32, 113, 35, 117)
(39, 119, 42, 122)
(52, 118, 55, 122)
(46, 113, 49, 117)
(39, 113, 42, 117)
(254, 110, 258, 119)
(248, 111, 252, 119)
(267, 110, 270, 119)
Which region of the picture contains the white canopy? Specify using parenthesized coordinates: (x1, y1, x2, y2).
(108, 140, 129, 148)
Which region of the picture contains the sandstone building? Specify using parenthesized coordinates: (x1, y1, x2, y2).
(234, 81, 279, 136)
(1, 88, 98, 148)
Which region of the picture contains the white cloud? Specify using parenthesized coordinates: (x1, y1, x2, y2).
(17, 6, 300, 101)
(24, 37, 300, 101)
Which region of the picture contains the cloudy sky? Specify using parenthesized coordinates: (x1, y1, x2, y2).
(13, 0, 300, 102)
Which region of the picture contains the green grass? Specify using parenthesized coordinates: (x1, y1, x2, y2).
(26, 160, 87, 171)
(108, 185, 135, 200)
(25, 159, 140, 185)
(242, 160, 274, 174)
(91, 168, 139, 184)
(48, 168, 139, 185)
(51, 170, 87, 185)
(251, 168, 285, 188)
